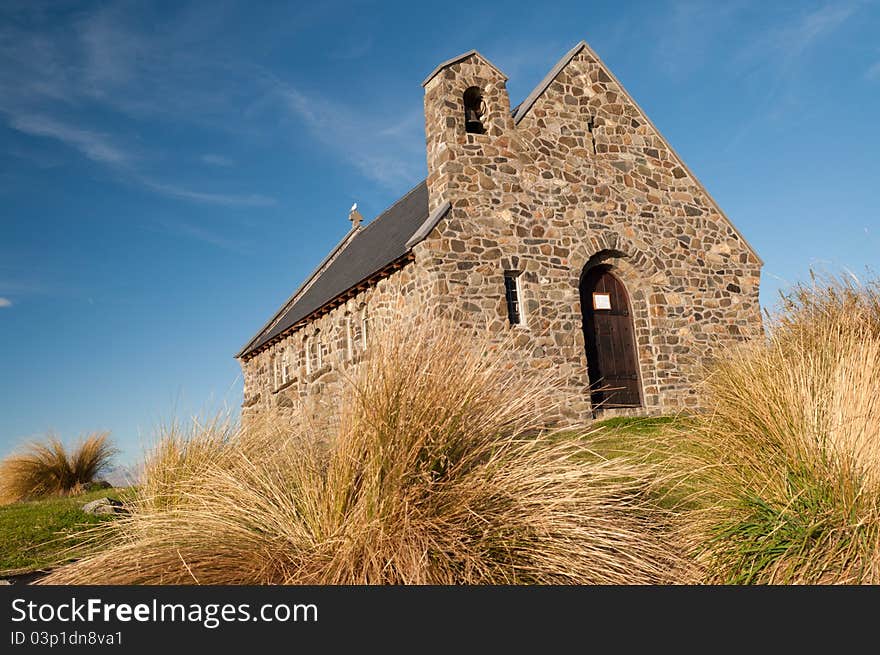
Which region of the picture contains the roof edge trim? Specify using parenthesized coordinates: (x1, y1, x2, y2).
(240, 252, 415, 361)
(234, 224, 362, 359)
(513, 41, 586, 124)
(422, 49, 508, 87)
(576, 42, 764, 265)
(405, 200, 452, 248)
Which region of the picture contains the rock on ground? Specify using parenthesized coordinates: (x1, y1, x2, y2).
(81, 497, 126, 515)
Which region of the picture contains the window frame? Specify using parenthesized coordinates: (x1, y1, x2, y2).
(272, 350, 281, 389)
(280, 346, 289, 384)
(361, 307, 369, 350)
(314, 330, 322, 370)
(304, 336, 311, 376)
(504, 271, 526, 327)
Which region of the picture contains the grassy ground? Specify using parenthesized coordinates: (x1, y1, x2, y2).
(575, 415, 700, 513)
(589, 415, 684, 456)
(0, 488, 129, 574)
(2, 417, 684, 578)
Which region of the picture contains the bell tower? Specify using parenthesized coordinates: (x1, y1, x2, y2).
(421, 50, 515, 213)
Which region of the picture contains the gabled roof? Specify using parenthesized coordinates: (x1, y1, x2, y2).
(422, 49, 508, 87)
(235, 222, 362, 358)
(238, 181, 451, 359)
(512, 40, 763, 265)
(240, 40, 763, 360)
(513, 41, 586, 124)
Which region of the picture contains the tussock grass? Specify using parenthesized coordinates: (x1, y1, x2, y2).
(680, 274, 880, 584)
(0, 433, 116, 505)
(42, 319, 691, 585)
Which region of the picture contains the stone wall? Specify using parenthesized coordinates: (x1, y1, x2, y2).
(418, 46, 762, 417)
(240, 42, 763, 424)
(240, 259, 433, 423)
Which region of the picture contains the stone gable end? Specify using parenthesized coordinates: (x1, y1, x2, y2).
(239, 41, 763, 424)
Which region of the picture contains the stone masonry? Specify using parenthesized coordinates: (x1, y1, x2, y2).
(238, 41, 762, 424)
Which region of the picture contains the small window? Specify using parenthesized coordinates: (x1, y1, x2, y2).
(281, 346, 290, 384)
(273, 351, 281, 389)
(463, 86, 486, 135)
(504, 272, 523, 325)
(345, 315, 353, 360)
(361, 310, 370, 350)
(352, 321, 362, 353)
(313, 330, 322, 370)
(304, 336, 311, 376)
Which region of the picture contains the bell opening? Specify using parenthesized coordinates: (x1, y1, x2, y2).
(463, 86, 486, 135)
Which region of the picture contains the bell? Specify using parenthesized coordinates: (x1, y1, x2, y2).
(465, 108, 484, 134)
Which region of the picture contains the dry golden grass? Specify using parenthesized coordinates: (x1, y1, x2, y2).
(678, 274, 880, 584)
(0, 432, 117, 505)
(42, 318, 691, 585)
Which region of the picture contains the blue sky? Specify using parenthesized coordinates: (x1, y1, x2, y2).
(1, 0, 879, 466)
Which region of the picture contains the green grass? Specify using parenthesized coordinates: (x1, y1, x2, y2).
(556, 415, 700, 513)
(589, 415, 684, 456)
(0, 488, 129, 574)
(556, 415, 689, 462)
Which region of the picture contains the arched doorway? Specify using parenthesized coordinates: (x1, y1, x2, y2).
(579, 265, 642, 409)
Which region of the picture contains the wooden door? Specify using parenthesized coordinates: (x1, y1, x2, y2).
(580, 266, 642, 408)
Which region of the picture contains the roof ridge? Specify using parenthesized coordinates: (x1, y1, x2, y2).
(422, 49, 508, 87)
(513, 41, 586, 124)
(573, 41, 763, 265)
(233, 183, 428, 359)
(238, 181, 431, 359)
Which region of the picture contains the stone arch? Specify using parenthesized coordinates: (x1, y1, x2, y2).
(463, 86, 487, 134)
(571, 230, 662, 280)
(569, 231, 663, 412)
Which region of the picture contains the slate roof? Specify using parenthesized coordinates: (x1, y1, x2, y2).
(238, 181, 451, 358)
(239, 40, 763, 359)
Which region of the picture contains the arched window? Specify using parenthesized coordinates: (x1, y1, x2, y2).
(313, 329, 322, 370)
(272, 350, 281, 389)
(304, 336, 311, 375)
(361, 307, 370, 350)
(463, 86, 486, 135)
(281, 345, 290, 384)
(345, 313, 353, 360)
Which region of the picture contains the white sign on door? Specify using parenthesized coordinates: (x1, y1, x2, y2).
(593, 292, 612, 310)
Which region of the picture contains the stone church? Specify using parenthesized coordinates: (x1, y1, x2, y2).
(236, 40, 762, 422)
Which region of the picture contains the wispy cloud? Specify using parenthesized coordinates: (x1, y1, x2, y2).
(77, 5, 146, 92)
(277, 85, 424, 189)
(138, 177, 276, 207)
(152, 219, 251, 253)
(738, 2, 858, 69)
(200, 154, 233, 167)
(328, 35, 374, 61)
(724, 1, 860, 150)
(867, 60, 880, 80)
(8, 114, 131, 165)
(1, 2, 419, 198)
(0, 297, 11, 308)
(655, 1, 748, 79)
(0, 4, 276, 206)
(4, 112, 274, 206)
